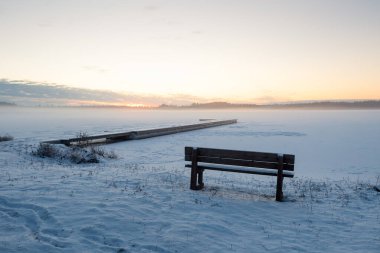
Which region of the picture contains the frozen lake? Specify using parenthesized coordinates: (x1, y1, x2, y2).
(1, 107, 379, 253)
(1, 107, 379, 180)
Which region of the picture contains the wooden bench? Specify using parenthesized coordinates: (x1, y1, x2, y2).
(185, 147, 295, 201)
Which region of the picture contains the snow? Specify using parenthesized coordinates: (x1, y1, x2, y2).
(0, 107, 379, 252)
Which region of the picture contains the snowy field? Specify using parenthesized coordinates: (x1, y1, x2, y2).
(0, 107, 379, 252)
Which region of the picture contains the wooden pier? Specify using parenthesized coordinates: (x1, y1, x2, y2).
(43, 119, 237, 146)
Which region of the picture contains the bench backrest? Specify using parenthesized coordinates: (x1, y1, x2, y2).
(185, 147, 295, 171)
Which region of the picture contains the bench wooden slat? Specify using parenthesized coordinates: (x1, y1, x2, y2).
(185, 146, 295, 201)
(185, 164, 294, 178)
(185, 147, 295, 164)
(185, 155, 294, 171)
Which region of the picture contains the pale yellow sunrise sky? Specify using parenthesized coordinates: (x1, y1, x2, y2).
(0, 0, 379, 104)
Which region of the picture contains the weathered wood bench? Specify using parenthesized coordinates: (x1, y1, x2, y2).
(185, 147, 295, 201)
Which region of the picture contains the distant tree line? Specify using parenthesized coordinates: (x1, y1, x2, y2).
(159, 100, 380, 109)
(0, 101, 16, 106)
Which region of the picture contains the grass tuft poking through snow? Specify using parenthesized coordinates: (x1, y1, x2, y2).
(32, 143, 59, 158)
(0, 134, 14, 142)
(90, 146, 118, 159)
(32, 143, 118, 164)
(76, 131, 90, 147)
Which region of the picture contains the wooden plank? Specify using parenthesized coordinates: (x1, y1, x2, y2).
(185, 155, 294, 171)
(199, 148, 279, 162)
(186, 154, 295, 165)
(185, 164, 294, 178)
(185, 146, 195, 156)
(185, 147, 295, 164)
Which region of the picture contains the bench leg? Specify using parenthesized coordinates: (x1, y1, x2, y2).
(190, 167, 198, 190)
(190, 168, 204, 190)
(190, 147, 204, 190)
(197, 169, 204, 189)
(276, 176, 284, 201)
(276, 155, 284, 201)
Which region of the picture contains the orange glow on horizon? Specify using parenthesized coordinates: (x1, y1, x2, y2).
(66, 100, 153, 108)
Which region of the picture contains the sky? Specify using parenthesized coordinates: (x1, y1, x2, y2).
(0, 0, 379, 105)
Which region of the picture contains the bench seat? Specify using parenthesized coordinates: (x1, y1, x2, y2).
(185, 147, 295, 201)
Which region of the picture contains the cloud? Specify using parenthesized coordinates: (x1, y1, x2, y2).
(144, 5, 159, 11)
(250, 96, 285, 105)
(191, 30, 203, 35)
(37, 22, 52, 28)
(0, 79, 212, 106)
(82, 65, 108, 74)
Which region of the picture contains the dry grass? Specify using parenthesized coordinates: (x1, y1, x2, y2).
(0, 134, 14, 142)
(32, 143, 117, 164)
(32, 143, 59, 158)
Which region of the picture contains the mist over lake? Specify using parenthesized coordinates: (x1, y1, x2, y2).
(1, 107, 379, 180)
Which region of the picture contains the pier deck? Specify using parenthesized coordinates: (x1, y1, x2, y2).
(43, 119, 237, 146)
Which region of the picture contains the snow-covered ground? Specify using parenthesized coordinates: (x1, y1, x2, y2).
(0, 107, 379, 252)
